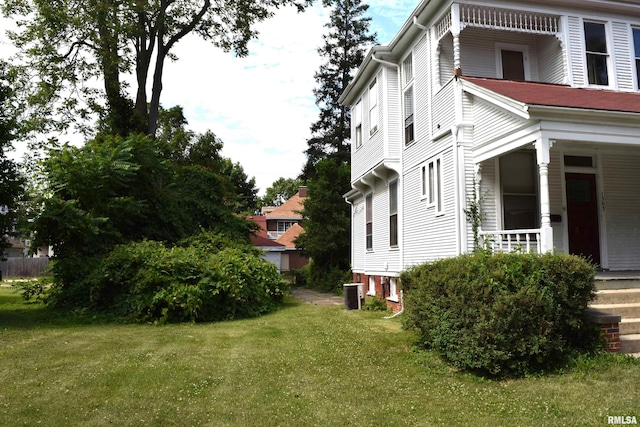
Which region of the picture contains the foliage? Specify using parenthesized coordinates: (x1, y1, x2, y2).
(301, 0, 376, 179)
(32, 134, 254, 309)
(3, 0, 312, 136)
(295, 159, 351, 292)
(363, 295, 389, 312)
(401, 252, 600, 377)
(261, 177, 303, 207)
(0, 61, 26, 257)
(91, 236, 288, 323)
(15, 277, 50, 303)
(463, 177, 486, 252)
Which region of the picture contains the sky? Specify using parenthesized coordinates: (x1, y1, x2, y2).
(0, 0, 419, 195)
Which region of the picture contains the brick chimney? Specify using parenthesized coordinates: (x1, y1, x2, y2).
(298, 186, 307, 198)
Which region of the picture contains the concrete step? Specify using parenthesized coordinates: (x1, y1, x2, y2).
(594, 288, 640, 305)
(594, 277, 640, 290)
(620, 318, 640, 335)
(589, 302, 640, 319)
(620, 334, 640, 354)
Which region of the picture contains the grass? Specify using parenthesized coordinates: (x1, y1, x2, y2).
(1, 284, 639, 426)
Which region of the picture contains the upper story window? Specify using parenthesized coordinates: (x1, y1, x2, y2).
(633, 28, 640, 89)
(584, 21, 609, 86)
(369, 79, 378, 135)
(402, 53, 414, 145)
(354, 99, 362, 149)
(389, 180, 398, 247)
(277, 221, 296, 233)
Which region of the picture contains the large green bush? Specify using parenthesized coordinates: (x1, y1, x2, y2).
(401, 252, 599, 377)
(87, 234, 288, 323)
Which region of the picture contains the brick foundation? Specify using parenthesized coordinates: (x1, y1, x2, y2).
(352, 273, 402, 313)
(586, 308, 622, 353)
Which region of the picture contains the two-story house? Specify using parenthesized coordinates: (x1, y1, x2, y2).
(341, 0, 640, 311)
(248, 187, 309, 272)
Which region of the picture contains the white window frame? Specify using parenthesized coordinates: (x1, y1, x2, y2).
(633, 27, 640, 90)
(389, 180, 398, 248)
(369, 79, 378, 136)
(423, 156, 444, 215)
(365, 193, 373, 251)
(402, 53, 415, 145)
(495, 43, 531, 81)
(583, 20, 611, 87)
(368, 276, 376, 296)
(277, 221, 296, 233)
(353, 99, 363, 149)
(388, 277, 398, 302)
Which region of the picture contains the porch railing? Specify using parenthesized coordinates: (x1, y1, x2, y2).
(479, 229, 542, 254)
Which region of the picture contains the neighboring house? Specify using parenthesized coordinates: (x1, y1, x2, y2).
(341, 0, 640, 311)
(248, 187, 309, 272)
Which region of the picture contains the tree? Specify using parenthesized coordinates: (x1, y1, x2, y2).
(295, 158, 350, 291)
(2, 0, 311, 137)
(261, 177, 303, 207)
(296, 0, 374, 290)
(301, 0, 375, 179)
(0, 61, 25, 257)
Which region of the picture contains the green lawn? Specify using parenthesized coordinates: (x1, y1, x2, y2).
(0, 285, 638, 426)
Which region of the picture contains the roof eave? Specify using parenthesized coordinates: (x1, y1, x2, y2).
(527, 105, 640, 123)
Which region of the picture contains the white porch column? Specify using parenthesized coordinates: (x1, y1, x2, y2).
(451, 4, 461, 73)
(535, 138, 553, 253)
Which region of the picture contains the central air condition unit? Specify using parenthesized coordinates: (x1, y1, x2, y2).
(343, 283, 365, 310)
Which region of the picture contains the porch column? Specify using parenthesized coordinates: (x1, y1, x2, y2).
(535, 138, 553, 253)
(451, 4, 461, 73)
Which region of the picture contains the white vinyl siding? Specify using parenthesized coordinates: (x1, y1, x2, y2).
(471, 97, 530, 152)
(432, 79, 455, 136)
(403, 146, 457, 267)
(479, 159, 499, 233)
(535, 34, 565, 84)
(365, 180, 401, 273)
(351, 196, 365, 270)
(601, 152, 640, 270)
(386, 66, 402, 159)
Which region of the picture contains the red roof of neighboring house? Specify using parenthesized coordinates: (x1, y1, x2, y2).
(275, 223, 304, 249)
(265, 188, 307, 219)
(250, 233, 285, 248)
(464, 77, 640, 114)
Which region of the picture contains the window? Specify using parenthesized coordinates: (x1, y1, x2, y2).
(634, 28, 640, 88)
(584, 22, 609, 86)
(368, 276, 376, 295)
(500, 151, 539, 230)
(277, 221, 296, 233)
(369, 79, 378, 135)
(402, 54, 415, 145)
(404, 88, 414, 144)
(421, 165, 427, 198)
(354, 100, 362, 148)
(389, 278, 398, 300)
(389, 180, 398, 247)
(501, 50, 526, 81)
(423, 157, 443, 213)
(366, 193, 373, 250)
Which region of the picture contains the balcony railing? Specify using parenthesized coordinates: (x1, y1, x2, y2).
(479, 229, 542, 253)
(460, 5, 559, 35)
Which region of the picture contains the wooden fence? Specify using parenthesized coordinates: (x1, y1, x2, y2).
(0, 257, 50, 279)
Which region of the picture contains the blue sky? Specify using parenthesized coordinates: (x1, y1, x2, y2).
(1, 1, 419, 195)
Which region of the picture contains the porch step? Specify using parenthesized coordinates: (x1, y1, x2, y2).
(589, 303, 640, 319)
(620, 318, 640, 335)
(594, 288, 640, 305)
(620, 334, 640, 354)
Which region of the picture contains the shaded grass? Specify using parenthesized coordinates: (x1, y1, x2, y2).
(0, 286, 638, 426)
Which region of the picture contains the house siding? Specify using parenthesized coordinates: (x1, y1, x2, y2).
(536, 34, 565, 84)
(403, 144, 457, 267)
(471, 97, 530, 151)
(480, 158, 499, 233)
(366, 178, 401, 274)
(351, 70, 385, 180)
(351, 195, 365, 272)
(432, 80, 455, 136)
(548, 149, 565, 253)
(602, 152, 640, 270)
(385, 66, 402, 160)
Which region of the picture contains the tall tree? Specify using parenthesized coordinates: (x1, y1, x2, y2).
(0, 61, 25, 257)
(301, 0, 375, 179)
(2, 0, 311, 137)
(296, 0, 374, 291)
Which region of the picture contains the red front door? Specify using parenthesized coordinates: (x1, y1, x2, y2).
(566, 173, 601, 266)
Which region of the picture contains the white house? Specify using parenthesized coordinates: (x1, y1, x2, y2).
(341, 0, 640, 311)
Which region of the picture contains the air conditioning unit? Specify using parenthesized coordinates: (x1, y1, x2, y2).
(343, 283, 365, 310)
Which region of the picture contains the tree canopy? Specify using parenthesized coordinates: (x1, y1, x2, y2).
(2, 0, 312, 137)
(261, 177, 303, 207)
(0, 61, 25, 257)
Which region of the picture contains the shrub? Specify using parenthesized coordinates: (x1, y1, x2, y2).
(363, 295, 389, 312)
(401, 252, 599, 377)
(89, 235, 289, 323)
(306, 260, 351, 293)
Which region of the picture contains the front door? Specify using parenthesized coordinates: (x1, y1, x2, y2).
(566, 173, 601, 265)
